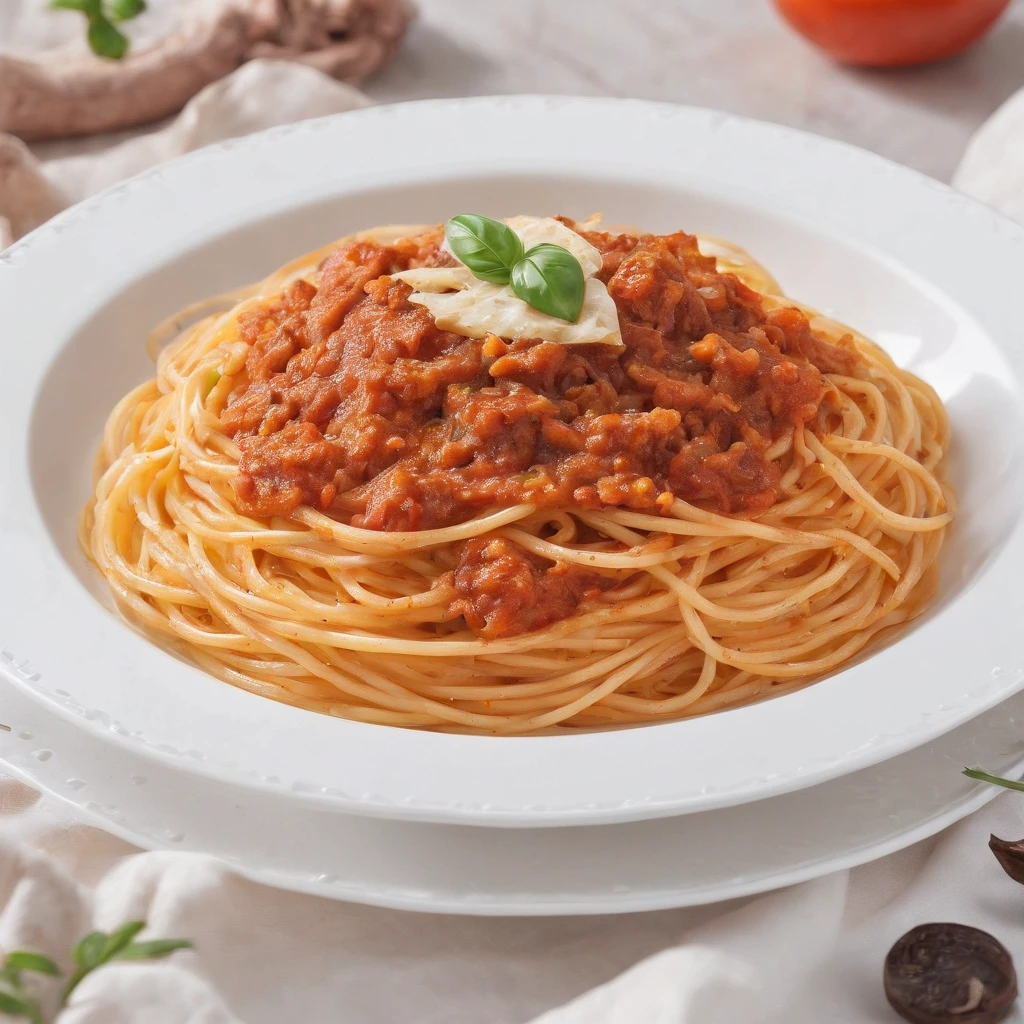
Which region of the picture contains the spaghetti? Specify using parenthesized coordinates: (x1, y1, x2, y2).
(82, 219, 953, 733)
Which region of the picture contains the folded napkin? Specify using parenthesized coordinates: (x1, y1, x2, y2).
(954, 86, 1024, 222)
(0, 0, 411, 141)
(4, 41, 1024, 1024)
(0, 58, 369, 248)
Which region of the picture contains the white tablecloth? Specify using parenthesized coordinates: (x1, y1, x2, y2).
(4, 778, 1024, 1024)
(4, 3, 1024, 1021)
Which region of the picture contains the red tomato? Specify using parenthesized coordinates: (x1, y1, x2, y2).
(774, 0, 1012, 67)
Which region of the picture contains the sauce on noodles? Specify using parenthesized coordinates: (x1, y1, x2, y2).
(82, 216, 953, 732)
(224, 223, 844, 534)
(220, 223, 893, 639)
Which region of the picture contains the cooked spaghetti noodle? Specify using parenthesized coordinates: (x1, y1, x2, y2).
(82, 218, 953, 733)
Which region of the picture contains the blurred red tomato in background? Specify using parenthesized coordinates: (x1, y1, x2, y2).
(774, 0, 1012, 67)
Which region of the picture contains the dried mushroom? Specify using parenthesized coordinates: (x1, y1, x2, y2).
(884, 923, 1017, 1024)
(989, 835, 1024, 886)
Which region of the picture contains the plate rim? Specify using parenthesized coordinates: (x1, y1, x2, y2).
(1, 673, 1017, 916)
(1, 94, 1023, 826)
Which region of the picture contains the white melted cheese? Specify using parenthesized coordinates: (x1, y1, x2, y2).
(391, 216, 623, 347)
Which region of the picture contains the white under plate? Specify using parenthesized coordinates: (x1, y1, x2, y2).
(2, 676, 1022, 915)
(2, 97, 1024, 826)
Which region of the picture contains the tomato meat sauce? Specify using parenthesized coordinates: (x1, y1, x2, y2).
(221, 221, 849, 637)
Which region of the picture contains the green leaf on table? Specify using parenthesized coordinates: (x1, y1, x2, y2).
(72, 932, 107, 971)
(444, 214, 524, 285)
(115, 939, 194, 961)
(61, 921, 194, 1005)
(0, 990, 34, 1018)
(50, 0, 138, 59)
(5, 953, 59, 978)
(86, 15, 129, 59)
(85, 14, 129, 59)
(510, 243, 585, 322)
(101, 921, 146, 961)
(105, 0, 146, 21)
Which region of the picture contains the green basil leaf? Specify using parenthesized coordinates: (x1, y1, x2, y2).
(102, 921, 146, 961)
(72, 932, 107, 970)
(0, 990, 34, 1017)
(86, 15, 129, 59)
(105, 0, 145, 21)
(5, 953, 59, 978)
(510, 243, 585, 323)
(444, 215, 523, 285)
(115, 939, 194, 961)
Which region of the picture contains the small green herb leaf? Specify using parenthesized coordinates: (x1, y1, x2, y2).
(86, 15, 128, 59)
(51, 0, 139, 58)
(510, 243, 585, 323)
(444, 214, 523, 286)
(54, 920, 196, 1006)
(102, 921, 146, 961)
(105, 0, 145, 20)
(116, 939, 194, 961)
(5, 953, 59, 978)
(72, 932, 107, 971)
(0, 990, 34, 1018)
(964, 767, 1024, 793)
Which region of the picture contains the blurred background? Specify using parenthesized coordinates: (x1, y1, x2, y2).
(366, 0, 1024, 181)
(3, 0, 1023, 248)
(3, 0, 1024, 183)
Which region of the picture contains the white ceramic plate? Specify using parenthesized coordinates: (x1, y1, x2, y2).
(1, 97, 1023, 827)
(2, 674, 1022, 914)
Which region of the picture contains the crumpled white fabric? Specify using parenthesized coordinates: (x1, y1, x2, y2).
(954, 87, 1024, 223)
(0, 0, 409, 142)
(0, 57, 367, 248)
(4, 775, 1024, 1024)
(4, 15, 1024, 1020)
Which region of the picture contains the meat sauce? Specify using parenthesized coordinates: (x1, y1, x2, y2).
(221, 222, 852, 637)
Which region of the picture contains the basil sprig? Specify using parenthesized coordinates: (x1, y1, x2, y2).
(50, 0, 146, 61)
(0, 919, 192, 1023)
(444, 214, 586, 323)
